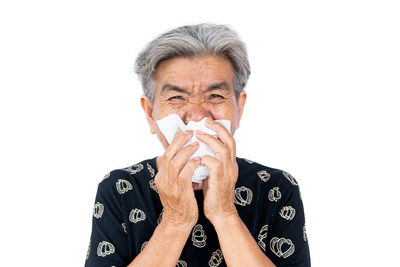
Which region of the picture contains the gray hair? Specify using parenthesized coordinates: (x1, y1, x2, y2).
(134, 23, 251, 103)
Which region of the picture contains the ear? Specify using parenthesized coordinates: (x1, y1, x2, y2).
(236, 91, 247, 129)
(140, 95, 156, 134)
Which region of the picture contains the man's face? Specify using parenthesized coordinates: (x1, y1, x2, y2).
(141, 55, 247, 149)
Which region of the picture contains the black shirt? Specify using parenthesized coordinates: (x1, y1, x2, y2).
(85, 156, 311, 266)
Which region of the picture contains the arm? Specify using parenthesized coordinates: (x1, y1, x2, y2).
(86, 130, 201, 267)
(197, 119, 276, 266)
(211, 214, 276, 267)
(199, 120, 311, 266)
(85, 178, 131, 267)
(127, 220, 192, 267)
(128, 129, 200, 266)
(266, 175, 311, 266)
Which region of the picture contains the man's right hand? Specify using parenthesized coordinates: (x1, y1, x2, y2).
(155, 129, 200, 231)
(128, 130, 200, 267)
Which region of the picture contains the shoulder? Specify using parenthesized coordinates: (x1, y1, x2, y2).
(236, 157, 302, 197)
(97, 157, 156, 195)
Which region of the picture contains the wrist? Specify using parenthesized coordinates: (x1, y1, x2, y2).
(158, 217, 196, 235)
(209, 211, 241, 229)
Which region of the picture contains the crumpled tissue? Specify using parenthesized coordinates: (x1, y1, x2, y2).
(156, 113, 231, 183)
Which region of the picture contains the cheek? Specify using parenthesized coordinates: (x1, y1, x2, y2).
(204, 102, 235, 120)
(154, 102, 181, 120)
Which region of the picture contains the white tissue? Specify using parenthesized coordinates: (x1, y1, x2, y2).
(156, 114, 231, 183)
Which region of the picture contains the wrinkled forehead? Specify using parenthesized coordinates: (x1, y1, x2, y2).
(153, 55, 235, 95)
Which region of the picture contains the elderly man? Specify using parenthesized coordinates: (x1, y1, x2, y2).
(85, 24, 311, 267)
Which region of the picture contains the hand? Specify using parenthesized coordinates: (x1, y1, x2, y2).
(195, 118, 239, 224)
(155, 129, 201, 231)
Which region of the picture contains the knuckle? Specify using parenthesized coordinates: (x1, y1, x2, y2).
(170, 159, 184, 173)
(164, 153, 173, 161)
(190, 157, 200, 163)
(179, 146, 197, 159)
(177, 172, 185, 181)
(221, 147, 230, 157)
(187, 144, 199, 153)
(215, 160, 222, 169)
(187, 159, 199, 169)
(169, 158, 178, 168)
(202, 155, 211, 161)
(178, 129, 191, 139)
(174, 129, 184, 138)
(228, 138, 235, 148)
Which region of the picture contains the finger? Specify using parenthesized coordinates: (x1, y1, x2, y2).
(195, 130, 230, 161)
(164, 129, 193, 161)
(169, 141, 200, 179)
(178, 157, 201, 189)
(200, 155, 237, 187)
(205, 118, 236, 157)
(200, 155, 222, 179)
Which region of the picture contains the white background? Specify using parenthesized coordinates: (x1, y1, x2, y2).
(1, 0, 399, 266)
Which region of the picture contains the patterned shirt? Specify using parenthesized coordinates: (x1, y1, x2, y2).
(85, 156, 311, 266)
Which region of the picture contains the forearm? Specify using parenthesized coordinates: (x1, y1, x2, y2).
(212, 214, 276, 267)
(127, 221, 192, 267)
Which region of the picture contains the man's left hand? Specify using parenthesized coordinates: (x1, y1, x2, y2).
(195, 118, 239, 224)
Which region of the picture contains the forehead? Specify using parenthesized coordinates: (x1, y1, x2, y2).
(154, 55, 235, 93)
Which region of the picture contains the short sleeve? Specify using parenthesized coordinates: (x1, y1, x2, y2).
(85, 174, 130, 267)
(266, 172, 311, 266)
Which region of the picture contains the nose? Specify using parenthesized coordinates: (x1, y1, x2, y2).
(184, 101, 211, 123)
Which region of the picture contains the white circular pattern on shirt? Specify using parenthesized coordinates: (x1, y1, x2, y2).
(208, 249, 223, 267)
(140, 241, 148, 252)
(257, 170, 271, 182)
(93, 202, 104, 219)
(102, 172, 110, 181)
(279, 206, 296, 221)
(299, 186, 303, 201)
(192, 224, 207, 248)
(270, 237, 295, 258)
(86, 239, 91, 260)
(90, 159, 308, 263)
(122, 223, 127, 233)
(129, 208, 146, 223)
(244, 158, 254, 164)
(157, 209, 163, 225)
(233, 186, 253, 206)
(282, 171, 298, 186)
(147, 162, 155, 178)
(149, 179, 158, 193)
(268, 187, 282, 202)
(126, 164, 144, 175)
(97, 241, 115, 257)
(116, 179, 133, 194)
(177, 260, 187, 267)
(257, 224, 268, 252)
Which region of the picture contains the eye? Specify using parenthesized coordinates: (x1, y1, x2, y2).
(208, 94, 225, 100)
(168, 95, 185, 101)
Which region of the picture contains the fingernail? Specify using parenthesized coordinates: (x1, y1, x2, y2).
(191, 141, 199, 146)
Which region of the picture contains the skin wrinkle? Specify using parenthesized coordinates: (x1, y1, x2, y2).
(160, 81, 231, 95)
(140, 55, 247, 190)
(155, 55, 242, 126)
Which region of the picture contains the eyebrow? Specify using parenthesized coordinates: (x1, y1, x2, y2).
(161, 82, 231, 95)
